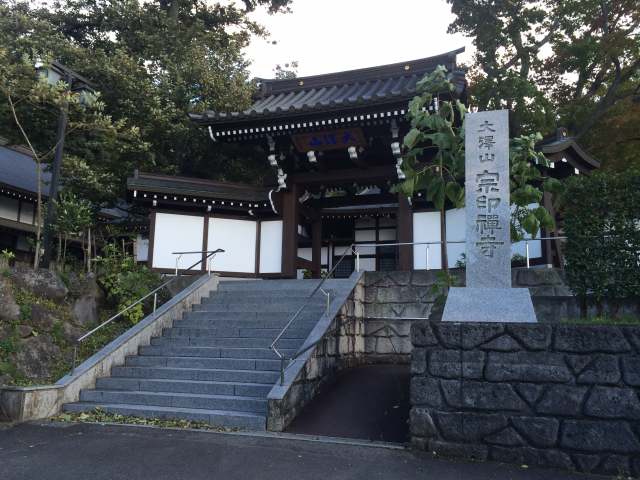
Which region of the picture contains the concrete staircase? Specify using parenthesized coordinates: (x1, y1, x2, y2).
(63, 279, 348, 430)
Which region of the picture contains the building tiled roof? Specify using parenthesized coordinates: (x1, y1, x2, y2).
(127, 172, 270, 203)
(0, 145, 51, 197)
(538, 128, 600, 170)
(190, 48, 465, 127)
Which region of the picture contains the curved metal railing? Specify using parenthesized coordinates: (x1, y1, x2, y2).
(71, 248, 224, 372)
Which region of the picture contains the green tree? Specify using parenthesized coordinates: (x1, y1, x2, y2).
(395, 66, 560, 273)
(0, 0, 292, 212)
(53, 192, 93, 269)
(0, 9, 144, 266)
(447, 0, 640, 167)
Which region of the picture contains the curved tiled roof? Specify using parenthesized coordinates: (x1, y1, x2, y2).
(190, 48, 465, 126)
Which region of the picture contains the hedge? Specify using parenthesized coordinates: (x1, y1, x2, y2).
(563, 169, 640, 317)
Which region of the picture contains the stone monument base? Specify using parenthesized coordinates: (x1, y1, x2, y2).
(441, 287, 537, 323)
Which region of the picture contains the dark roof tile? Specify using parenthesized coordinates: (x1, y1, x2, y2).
(190, 48, 465, 126)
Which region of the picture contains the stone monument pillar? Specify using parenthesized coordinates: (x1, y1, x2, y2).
(441, 109, 537, 323)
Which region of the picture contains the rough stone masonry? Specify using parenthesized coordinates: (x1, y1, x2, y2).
(410, 321, 640, 477)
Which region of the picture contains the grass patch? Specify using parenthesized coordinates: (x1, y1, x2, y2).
(562, 315, 640, 326)
(51, 408, 241, 433)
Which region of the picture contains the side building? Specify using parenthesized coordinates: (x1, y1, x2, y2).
(0, 144, 48, 261)
(128, 49, 599, 279)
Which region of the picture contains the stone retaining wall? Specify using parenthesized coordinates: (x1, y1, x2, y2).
(410, 321, 640, 477)
(266, 273, 366, 431)
(0, 274, 218, 422)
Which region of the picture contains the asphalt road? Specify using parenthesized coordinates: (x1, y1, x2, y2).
(0, 422, 605, 480)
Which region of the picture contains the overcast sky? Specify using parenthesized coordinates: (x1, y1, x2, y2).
(244, 0, 474, 79)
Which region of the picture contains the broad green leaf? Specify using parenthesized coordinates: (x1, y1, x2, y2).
(522, 212, 540, 237)
(403, 128, 422, 149)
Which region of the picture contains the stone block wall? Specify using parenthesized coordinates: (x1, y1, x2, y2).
(363, 271, 444, 319)
(410, 321, 640, 477)
(361, 269, 578, 362)
(362, 271, 445, 362)
(363, 318, 412, 362)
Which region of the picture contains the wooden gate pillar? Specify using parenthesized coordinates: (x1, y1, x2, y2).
(311, 217, 322, 279)
(281, 183, 299, 278)
(397, 194, 413, 270)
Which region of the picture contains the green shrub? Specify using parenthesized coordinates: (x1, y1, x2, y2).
(0, 248, 15, 263)
(563, 169, 640, 317)
(96, 243, 162, 324)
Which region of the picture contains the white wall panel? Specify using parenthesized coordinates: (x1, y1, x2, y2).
(209, 217, 257, 273)
(512, 236, 542, 259)
(297, 246, 330, 266)
(152, 213, 204, 270)
(378, 228, 396, 241)
(446, 208, 466, 268)
(354, 229, 376, 242)
(259, 220, 282, 274)
(19, 201, 34, 224)
(0, 197, 19, 221)
(355, 245, 376, 255)
(413, 211, 442, 269)
(135, 234, 149, 262)
(358, 257, 376, 271)
(297, 247, 312, 261)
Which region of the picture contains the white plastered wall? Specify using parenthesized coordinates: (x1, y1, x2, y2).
(152, 213, 204, 270)
(446, 208, 466, 268)
(259, 220, 282, 274)
(208, 217, 257, 273)
(413, 211, 442, 269)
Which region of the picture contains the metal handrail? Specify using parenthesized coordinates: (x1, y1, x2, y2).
(270, 243, 359, 384)
(71, 248, 225, 372)
(172, 250, 223, 275)
(354, 236, 568, 270)
(271, 235, 569, 385)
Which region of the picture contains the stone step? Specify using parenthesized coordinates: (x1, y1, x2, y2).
(217, 280, 322, 291)
(63, 402, 266, 430)
(163, 326, 310, 339)
(181, 311, 323, 322)
(125, 355, 281, 371)
(190, 304, 298, 313)
(172, 319, 317, 330)
(96, 377, 272, 397)
(190, 303, 325, 313)
(202, 293, 320, 303)
(111, 366, 280, 384)
(139, 345, 294, 360)
(79, 390, 267, 414)
(150, 336, 303, 349)
(58, 276, 354, 431)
